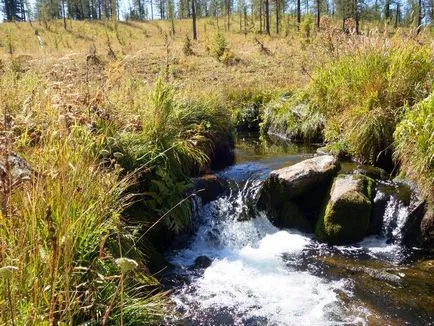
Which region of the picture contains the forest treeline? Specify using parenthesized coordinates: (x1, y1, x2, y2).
(2, 0, 434, 37)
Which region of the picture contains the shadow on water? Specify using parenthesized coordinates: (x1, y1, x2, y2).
(163, 133, 434, 326)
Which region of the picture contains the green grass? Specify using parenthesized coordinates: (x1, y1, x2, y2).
(394, 93, 434, 203)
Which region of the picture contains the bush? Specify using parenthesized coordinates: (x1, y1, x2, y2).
(182, 35, 194, 56)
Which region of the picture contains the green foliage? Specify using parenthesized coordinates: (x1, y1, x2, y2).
(394, 93, 434, 202)
(229, 89, 275, 132)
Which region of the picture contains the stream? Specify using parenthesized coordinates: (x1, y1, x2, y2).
(163, 133, 434, 325)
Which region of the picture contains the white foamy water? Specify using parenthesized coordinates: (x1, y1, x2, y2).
(169, 189, 367, 325)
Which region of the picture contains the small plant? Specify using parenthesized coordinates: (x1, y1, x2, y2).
(6, 30, 14, 55)
(86, 43, 102, 65)
(300, 15, 314, 40)
(183, 35, 194, 56)
(106, 32, 117, 60)
(210, 32, 229, 62)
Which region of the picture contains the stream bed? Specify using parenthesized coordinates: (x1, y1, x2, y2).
(163, 133, 434, 325)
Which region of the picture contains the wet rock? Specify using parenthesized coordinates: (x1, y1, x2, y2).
(191, 174, 229, 203)
(209, 137, 235, 170)
(257, 155, 340, 231)
(193, 256, 212, 269)
(353, 165, 388, 180)
(400, 184, 428, 246)
(316, 174, 375, 244)
(420, 208, 434, 247)
(370, 187, 389, 235)
(142, 239, 173, 274)
(349, 267, 402, 285)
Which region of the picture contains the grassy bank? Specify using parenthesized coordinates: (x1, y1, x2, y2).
(0, 18, 433, 323)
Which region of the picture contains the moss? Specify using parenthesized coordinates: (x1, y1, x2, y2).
(316, 175, 373, 244)
(354, 174, 375, 201)
(322, 192, 371, 244)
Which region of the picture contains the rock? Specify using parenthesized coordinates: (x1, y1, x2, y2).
(193, 256, 212, 269)
(397, 182, 428, 246)
(420, 208, 434, 247)
(142, 239, 173, 274)
(0, 154, 32, 189)
(257, 155, 340, 231)
(370, 186, 389, 235)
(316, 174, 375, 244)
(260, 155, 340, 199)
(191, 174, 229, 203)
(353, 165, 388, 180)
(210, 137, 235, 170)
(349, 266, 402, 285)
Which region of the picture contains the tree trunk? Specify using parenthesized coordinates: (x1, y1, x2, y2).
(394, 2, 399, 28)
(265, 0, 270, 34)
(297, 0, 301, 28)
(385, 0, 390, 21)
(417, 0, 423, 33)
(62, 0, 67, 28)
(227, 0, 231, 31)
(316, 0, 320, 28)
(355, 0, 359, 34)
(275, 0, 279, 34)
(244, 5, 247, 35)
(259, 0, 263, 33)
(192, 0, 197, 39)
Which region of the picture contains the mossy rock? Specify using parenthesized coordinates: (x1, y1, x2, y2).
(316, 174, 375, 244)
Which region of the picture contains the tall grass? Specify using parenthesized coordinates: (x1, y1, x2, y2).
(0, 68, 171, 324)
(108, 76, 233, 234)
(302, 44, 433, 164)
(394, 93, 434, 203)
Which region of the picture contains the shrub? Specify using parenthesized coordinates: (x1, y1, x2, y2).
(261, 93, 324, 142)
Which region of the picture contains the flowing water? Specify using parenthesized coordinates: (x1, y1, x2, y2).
(164, 134, 434, 326)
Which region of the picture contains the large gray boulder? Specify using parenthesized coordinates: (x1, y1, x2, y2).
(257, 155, 340, 231)
(315, 174, 375, 244)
